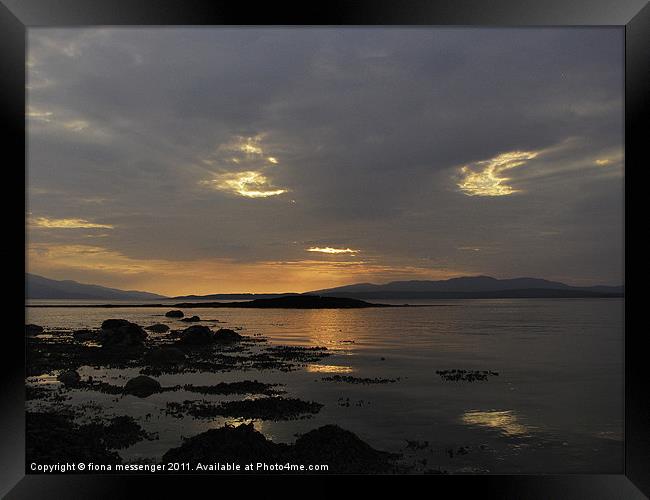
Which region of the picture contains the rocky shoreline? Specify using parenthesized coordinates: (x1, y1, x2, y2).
(25, 313, 419, 474)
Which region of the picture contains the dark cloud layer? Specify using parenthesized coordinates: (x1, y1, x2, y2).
(27, 28, 623, 293)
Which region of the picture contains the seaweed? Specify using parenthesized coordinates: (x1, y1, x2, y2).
(435, 369, 499, 382)
(321, 375, 399, 384)
(166, 397, 323, 421)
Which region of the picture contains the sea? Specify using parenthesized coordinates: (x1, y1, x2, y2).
(25, 297, 624, 473)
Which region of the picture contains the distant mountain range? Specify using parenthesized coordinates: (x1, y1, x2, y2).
(26, 273, 623, 301)
(171, 293, 300, 301)
(26, 273, 167, 300)
(308, 276, 623, 299)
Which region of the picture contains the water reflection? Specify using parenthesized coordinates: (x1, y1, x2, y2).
(298, 309, 359, 351)
(29, 374, 59, 385)
(305, 364, 354, 373)
(25, 300, 623, 472)
(461, 410, 531, 436)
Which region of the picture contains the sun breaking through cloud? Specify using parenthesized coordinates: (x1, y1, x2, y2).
(200, 171, 288, 198)
(198, 134, 288, 198)
(457, 150, 540, 196)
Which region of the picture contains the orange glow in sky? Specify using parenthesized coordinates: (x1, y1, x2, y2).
(27, 243, 464, 296)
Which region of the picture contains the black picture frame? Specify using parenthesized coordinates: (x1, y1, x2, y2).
(1, 0, 646, 497)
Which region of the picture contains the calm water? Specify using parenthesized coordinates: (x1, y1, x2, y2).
(26, 298, 624, 473)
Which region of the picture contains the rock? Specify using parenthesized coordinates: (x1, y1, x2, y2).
(144, 347, 187, 365)
(181, 315, 201, 323)
(145, 323, 170, 333)
(293, 425, 397, 473)
(25, 324, 44, 336)
(123, 375, 161, 397)
(26, 412, 121, 465)
(161, 423, 396, 473)
(162, 423, 285, 464)
(101, 319, 128, 329)
(165, 310, 184, 318)
(84, 415, 152, 450)
(176, 325, 215, 345)
(72, 329, 96, 341)
(57, 370, 81, 386)
(214, 328, 243, 343)
(98, 319, 147, 348)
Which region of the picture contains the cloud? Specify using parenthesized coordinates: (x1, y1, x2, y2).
(29, 216, 114, 229)
(200, 171, 288, 198)
(26, 28, 624, 290)
(307, 247, 359, 254)
(196, 135, 289, 198)
(457, 150, 541, 196)
(26, 107, 53, 123)
(27, 105, 108, 139)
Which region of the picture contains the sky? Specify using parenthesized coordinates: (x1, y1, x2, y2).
(26, 28, 624, 296)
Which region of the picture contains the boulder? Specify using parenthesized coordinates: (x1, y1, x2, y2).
(144, 347, 187, 365)
(72, 329, 96, 341)
(123, 375, 161, 397)
(162, 423, 282, 464)
(177, 325, 215, 345)
(215, 328, 243, 343)
(145, 323, 170, 333)
(292, 424, 397, 473)
(25, 324, 44, 336)
(161, 423, 396, 473)
(98, 319, 147, 348)
(181, 315, 201, 323)
(165, 310, 184, 318)
(57, 370, 81, 386)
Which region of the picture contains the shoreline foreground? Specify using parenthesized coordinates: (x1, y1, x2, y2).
(26, 313, 415, 473)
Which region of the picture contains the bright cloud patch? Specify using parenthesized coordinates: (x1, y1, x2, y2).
(219, 135, 265, 156)
(201, 171, 288, 198)
(307, 247, 359, 254)
(27, 106, 103, 137)
(237, 136, 263, 155)
(26, 107, 54, 123)
(199, 135, 288, 199)
(457, 150, 540, 196)
(30, 216, 114, 229)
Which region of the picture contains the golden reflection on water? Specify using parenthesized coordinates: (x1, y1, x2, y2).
(461, 410, 531, 436)
(29, 374, 59, 385)
(215, 418, 281, 443)
(222, 417, 255, 427)
(305, 364, 354, 373)
(298, 309, 360, 351)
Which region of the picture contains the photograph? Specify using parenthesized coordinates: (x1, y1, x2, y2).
(23, 25, 626, 476)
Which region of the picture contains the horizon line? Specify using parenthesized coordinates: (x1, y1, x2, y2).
(26, 271, 624, 298)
